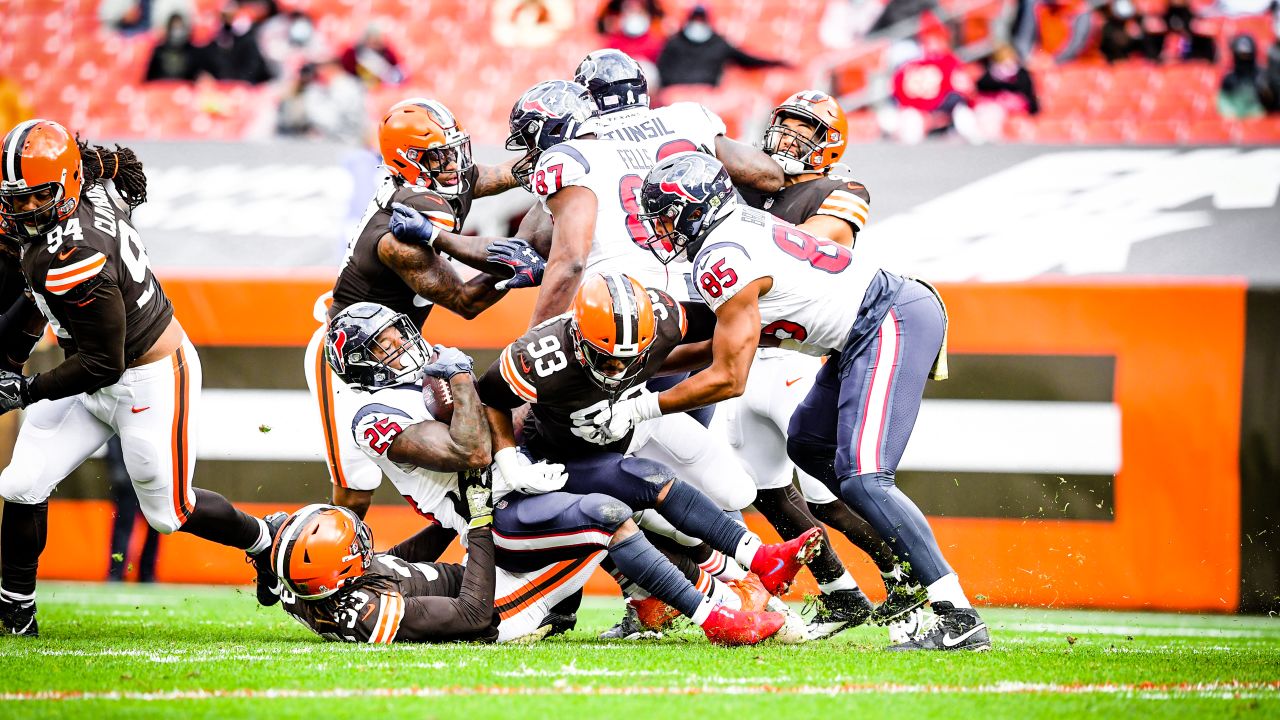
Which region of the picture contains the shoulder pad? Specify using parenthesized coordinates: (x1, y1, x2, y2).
(45, 246, 108, 297)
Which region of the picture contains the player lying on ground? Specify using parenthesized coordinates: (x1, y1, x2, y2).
(476, 272, 823, 635)
(322, 301, 796, 645)
(0, 120, 283, 635)
(586, 152, 991, 651)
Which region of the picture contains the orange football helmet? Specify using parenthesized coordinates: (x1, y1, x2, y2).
(570, 272, 657, 392)
(378, 99, 473, 196)
(271, 504, 375, 600)
(0, 119, 83, 238)
(762, 90, 848, 174)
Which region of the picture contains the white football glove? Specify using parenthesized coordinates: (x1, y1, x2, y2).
(771, 153, 807, 176)
(491, 447, 568, 500)
(588, 391, 663, 445)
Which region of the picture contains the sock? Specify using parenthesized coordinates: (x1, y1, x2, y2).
(0, 588, 35, 608)
(707, 576, 741, 610)
(818, 571, 858, 594)
(697, 549, 748, 582)
(247, 518, 271, 555)
(608, 533, 707, 619)
(1, 501, 48, 599)
(926, 573, 971, 609)
(733, 534, 763, 569)
(179, 489, 264, 550)
(753, 485, 847, 583)
(689, 596, 715, 626)
(656, 481, 749, 558)
(603, 558, 643, 599)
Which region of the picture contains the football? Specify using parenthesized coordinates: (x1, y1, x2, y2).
(422, 376, 455, 423)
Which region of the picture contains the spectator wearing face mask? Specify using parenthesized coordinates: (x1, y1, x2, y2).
(257, 9, 327, 81)
(656, 4, 788, 87)
(596, 0, 666, 64)
(1219, 34, 1267, 119)
(145, 13, 206, 81)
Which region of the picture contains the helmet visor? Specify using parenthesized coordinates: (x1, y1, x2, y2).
(408, 137, 473, 196)
(762, 110, 826, 168)
(576, 331, 650, 392)
(368, 314, 431, 385)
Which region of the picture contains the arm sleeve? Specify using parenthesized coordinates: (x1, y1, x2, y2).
(26, 280, 127, 403)
(392, 527, 497, 641)
(0, 295, 42, 372)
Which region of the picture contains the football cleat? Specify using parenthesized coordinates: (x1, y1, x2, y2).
(700, 605, 785, 646)
(886, 601, 991, 651)
(749, 527, 823, 596)
(0, 598, 37, 637)
(598, 603, 662, 640)
(806, 587, 874, 640)
(248, 511, 289, 607)
(727, 574, 771, 612)
(873, 576, 928, 625)
(509, 612, 577, 645)
(629, 595, 682, 632)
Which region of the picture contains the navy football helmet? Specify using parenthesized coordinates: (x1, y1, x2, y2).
(506, 80, 596, 190)
(325, 302, 432, 391)
(638, 152, 736, 264)
(574, 49, 649, 116)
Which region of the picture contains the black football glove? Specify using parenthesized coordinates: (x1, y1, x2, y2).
(0, 370, 31, 414)
(389, 202, 442, 248)
(422, 345, 474, 380)
(459, 467, 494, 528)
(486, 238, 547, 291)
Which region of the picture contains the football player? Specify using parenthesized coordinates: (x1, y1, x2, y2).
(592, 152, 991, 651)
(323, 301, 789, 646)
(0, 120, 285, 635)
(725, 90, 926, 638)
(476, 272, 823, 635)
(305, 98, 547, 521)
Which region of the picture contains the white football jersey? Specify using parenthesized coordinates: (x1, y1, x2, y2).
(690, 205, 881, 356)
(530, 103, 726, 301)
(350, 383, 470, 541)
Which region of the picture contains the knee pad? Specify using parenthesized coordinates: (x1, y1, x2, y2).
(0, 459, 44, 504)
(786, 437, 838, 485)
(619, 456, 676, 507)
(578, 493, 633, 533)
(141, 509, 183, 535)
(714, 478, 756, 513)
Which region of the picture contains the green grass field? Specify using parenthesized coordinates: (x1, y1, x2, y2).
(1, 582, 1277, 718)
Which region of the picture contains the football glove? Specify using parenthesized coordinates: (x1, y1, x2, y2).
(459, 467, 494, 528)
(771, 153, 807, 176)
(422, 345, 474, 380)
(389, 202, 442, 248)
(0, 371, 31, 414)
(588, 391, 662, 444)
(486, 238, 547, 291)
(492, 447, 568, 499)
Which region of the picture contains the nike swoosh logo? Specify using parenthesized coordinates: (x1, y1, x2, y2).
(57, 248, 75, 261)
(519, 355, 532, 374)
(784, 377, 804, 387)
(769, 557, 786, 575)
(942, 623, 987, 648)
(131, 406, 151, 414)
(76, 297, 96, 307)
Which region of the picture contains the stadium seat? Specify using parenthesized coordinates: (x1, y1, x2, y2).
(1235, 116, 1280, 145)
(1180, 117, 1237, 144)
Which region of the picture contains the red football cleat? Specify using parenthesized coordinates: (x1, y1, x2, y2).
(629, 595, 682, 631)
(700, 605, 785, 646)
(728, 573, 771, 612)
(749, 527, 823, 595)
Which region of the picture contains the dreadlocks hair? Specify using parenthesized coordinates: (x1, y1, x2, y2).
(76, 139, 148, 209)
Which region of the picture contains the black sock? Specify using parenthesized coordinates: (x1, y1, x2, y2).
(809, 498, 897, 573)
(1, 501, 48, 599)
(754, 485, 845, 584)
(179, 489, 262, 551)
(645, 531, 704, 585)
(608, 533, 707, 618)
(657, 481, 747, 557)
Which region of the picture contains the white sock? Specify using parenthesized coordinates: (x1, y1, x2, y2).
(709, 578, 741, 610)
(700, 550, 748, 582)
(732, 534, 763, 570)
(926, 573, 971, 609)
(818, 571, 858, 594)
(247, 518, 272, 555)
(882, 565, 907, 583)
(0, 588, 35, 606)
(690, 597, 715, 626)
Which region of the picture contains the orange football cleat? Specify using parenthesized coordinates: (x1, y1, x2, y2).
(728, 574, 771, 612)
(628, 595, 681, 631)
(750, 527, 823, 595)
(700, 605, 785, 646)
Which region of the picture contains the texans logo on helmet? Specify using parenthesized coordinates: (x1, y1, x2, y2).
(658, 180, 701, 203)
(521, 98, 552, 114)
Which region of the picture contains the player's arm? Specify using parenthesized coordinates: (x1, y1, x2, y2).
(657, 339, 712, 376)
(515, 203, 554, 259)
(386, 523, 458, 564)
(377, 235, 504, 320)
(652, 277, 769, 413)
(391, 525, 497, 642)
(529, 185, 595, 326)
(386, 372, 492, 471)
(23, 280, 128, 404)
(0, 295, 46, 373)
(473, 158, 520, 197)
(714, 135, 784, 193)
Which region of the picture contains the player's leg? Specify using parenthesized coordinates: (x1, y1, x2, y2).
(629, 413, 757, 512)
(305, 324, 382, 517)
(493, 552, 605, 643)
(830, 284, 988, 650)
(0, 395, 114, 636)
(112, 341, 284, 605)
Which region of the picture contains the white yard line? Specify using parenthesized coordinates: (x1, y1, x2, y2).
(1, 681, 1277, 702)
(1001, 623, 1280, 639)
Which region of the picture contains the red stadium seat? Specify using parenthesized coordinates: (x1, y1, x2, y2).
(1180, 117, 1237, 144)
(1235, 116, 1280, 145)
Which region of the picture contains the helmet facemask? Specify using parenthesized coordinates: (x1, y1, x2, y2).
(638, 199, 694, 265)
(401, 135, 473, 196)
(505, 121, 542, 191)
(328, 310, 432, 391)
(762, 109, 829, 173)
(571, 323, 651, 393)
(0, 182, 66, 239)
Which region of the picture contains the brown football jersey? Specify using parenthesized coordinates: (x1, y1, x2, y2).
(329, 168, 476, 329)
(740, 174, 871, 240)
(477, 288, 687, 461)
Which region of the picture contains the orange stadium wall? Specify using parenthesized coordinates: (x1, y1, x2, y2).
(31, 276, 1251, 612)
